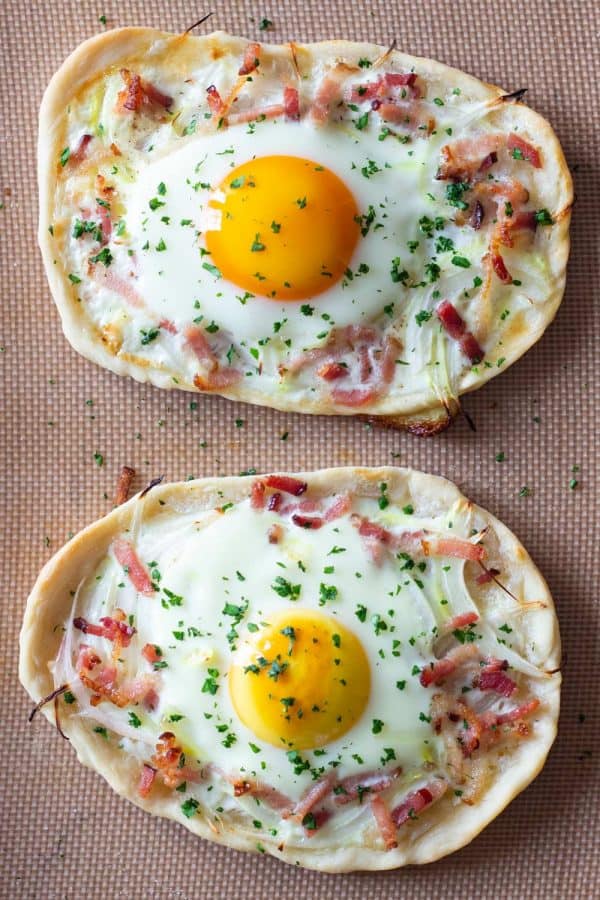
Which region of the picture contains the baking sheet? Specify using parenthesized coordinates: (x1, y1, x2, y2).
(1, 0, 598, 896)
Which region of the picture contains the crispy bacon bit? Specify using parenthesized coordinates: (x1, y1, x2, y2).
(436, 300, 484, 363)
(324, 493, 352, 522)
(229, 777, 292, 812)
(437, 134, 503, 182)
(292, 513, 324, 530)
(476, 567, 500, 584)
(283, 86, 300, 120)
(267, 523, 283, 544)
(69, 133, 92, 166)
(311, 74, 344, 123)
(115, 465, 135, 506)
(185, 325, 241, 391)
(334, 768, 401, 805)
(317, 361, 348, 381)
(420, 642, 479, 687)
(370, 795, 398, 849)
(73, 614, 136, 647)
(422, 537, 485, 561)
(483, 698, 540, 727)
(475, 658, 517, 697)
(193, 367, 241, 391)
(507, 132, 541, 168)
(391, 780, 447, 827)
(76, 644, 101, 671)
(113, 538, 154, 595)
(287, 773, 336, 822)
(142, 643, 162, 665)
(79, 671, 128, 708)
(118, 69, 172, 112)
(206, 84, 225, 116)
(263, 475, 307, 496)
(152, 732, 188, 788)
(239, 42, 261, 76)
(138, 764, 157, 798)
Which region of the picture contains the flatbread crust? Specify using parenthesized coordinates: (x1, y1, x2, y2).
(20, 467, 561, 871)
(38, 29, 572, 433)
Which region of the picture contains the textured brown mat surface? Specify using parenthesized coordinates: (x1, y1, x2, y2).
(1, 1, 598, 897)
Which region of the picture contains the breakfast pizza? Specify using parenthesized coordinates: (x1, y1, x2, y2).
(38, 29, 572, 432)
(20, 467, 561, 870)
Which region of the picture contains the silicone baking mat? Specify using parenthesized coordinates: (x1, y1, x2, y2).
(1, 1, 598, 896)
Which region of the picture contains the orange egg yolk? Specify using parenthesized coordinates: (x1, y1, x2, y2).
(204, 156, 360, 300)
(229, 610, 370, 749)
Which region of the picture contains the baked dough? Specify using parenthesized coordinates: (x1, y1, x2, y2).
(39, 29, 572, 433)
(20, 467, 561, 871)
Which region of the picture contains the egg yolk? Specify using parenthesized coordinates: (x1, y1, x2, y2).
(204, 156, 360, 300)
(229, 610, 370, 750)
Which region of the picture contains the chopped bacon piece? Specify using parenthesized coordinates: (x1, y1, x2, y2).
(469, 200, 485, 230)
(115, 465, 135, 506)
(476, 567, 500, 585)
(267, 492, 282, 511)
(263, 475, 307, 496)
(239, 42, 261, 75)
(354, 515, 392, 544)
(92, 268, 145, 309)
(385, 72, 417, 87)
(507, 133, 541, 168)
(79, 671, 128, 708)
(287, 773, 336, 822)
(142, 643, 162, 665)
(113, 538, 154, 595)
(491, 249, 512, 283)
(436, 301, 484, 364)
(76, 644, 101, 671)
(151, 732, 194, 789)
(69, 133, 92, 166)
(138, 764, 157, 798)
(422, 537, 485, 561)
(250, 480, 266, 509)
(317, 361, 348, 381)
(292, 513, 323, 530)
(483, 698, 539, 727)
(443, 611, 480, 631)
(227, 104, 286, 126)
(96, 200, 112, 245)
(391, 780, 447, 827)
(324, 493, 352, 522)
(193, 367, 241, 391)
(311, 75, 344, 123)
(158, 318, 177, 334)
(329, 386, 379, 407)
(186, 326, 242, 391)
(476, 659, 517, 697)
(73, 615, 136, 647)
(118, 69, 172, 112)
(420, 642, 479, 687)
(370, 795, 398, 850)
(303, 808, 330, 836)
(230, 778, 292, 812)
(185, 325, 216, 369)
(376, 101, 413, 125)
(334, 768, 401, 805)
(206, 84, 225, 116)
(437, 134, 503, 181)
(267, 523, 283, 544)
(283, 86, 300, 120)
(436, 299, 466, 340)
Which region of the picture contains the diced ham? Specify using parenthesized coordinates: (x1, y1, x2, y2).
(138, 764, 157, 798)
(507, 132, 542, 168)
(420, 642, 479, 687)
(334, 768, 401, 805)
(113, 538, 154, 595)
(422, 537, 486, 561)
(263, 475, 307, 496)
(286, 773, 336, 822)
(370, 795, 398, 850)
(391, 780, 447, 827)
(239, 42, 261, 76)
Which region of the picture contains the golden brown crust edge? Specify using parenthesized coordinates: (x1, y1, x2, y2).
(19, 467, 561, 872)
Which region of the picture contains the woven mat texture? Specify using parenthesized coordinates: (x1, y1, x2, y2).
(1, 1, 598, 897)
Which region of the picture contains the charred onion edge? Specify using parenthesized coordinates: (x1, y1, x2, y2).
(115, 465, 136, 506)
(28, 684, 69, 723)
(139, 474, 165, 498)
(476, 560, 520, 603)
(183, 12, 214, 36)
(499, 88, 528, 103)
(54, 694, 69, 740)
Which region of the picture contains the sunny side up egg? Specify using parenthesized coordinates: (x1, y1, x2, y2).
(23, 468, 559, 870)
(45, 31, 571, 431)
